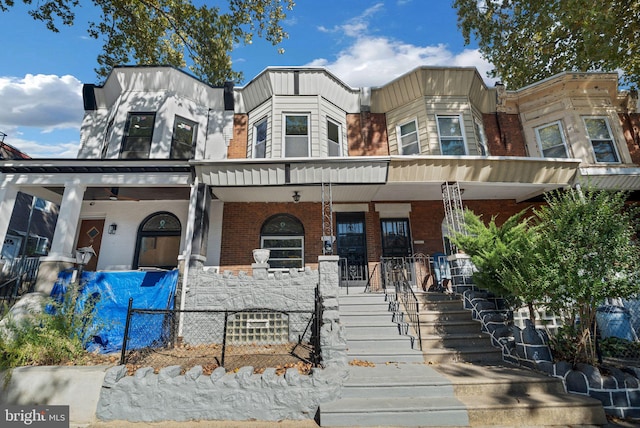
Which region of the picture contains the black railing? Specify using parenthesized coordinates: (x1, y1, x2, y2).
(120, 299, 322, 373)
(393, 270, 423, 350)
(364, 262, 382, 292)
(0, 257, 41, 314)
(338, 257, 369, 294)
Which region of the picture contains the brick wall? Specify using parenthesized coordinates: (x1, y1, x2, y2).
(227, 114, 248, 159)
(219, 199, 540, 271)
(347, 113, 389, 156)
(620, 113, 640, 164)
(483, 113, 527, 157)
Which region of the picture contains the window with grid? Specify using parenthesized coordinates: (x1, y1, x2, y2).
(171, 115, 197, 159)
(284, 114, 309, 157)
(253, 118, 267, 158)
(437, 115, 466, 155)
(260, 214, 304, 269)
(583, 117, 619, 163)
(535, 121, 568, 158)
(327, 119, 342, 156)
(121, 112, 155, 159)
(226, 312, 289, 344)
(397, 120, 420, 155)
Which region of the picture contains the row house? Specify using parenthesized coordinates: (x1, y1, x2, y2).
(0, 65, 638, 294)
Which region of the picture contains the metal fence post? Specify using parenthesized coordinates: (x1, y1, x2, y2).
(119, 297, 134, 365)
(221, 311, 229, 368)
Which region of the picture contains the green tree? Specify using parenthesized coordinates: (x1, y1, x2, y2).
(534, 187, 640, 364)
(451, 208, 545, 319)
(454, 0, 640, 88)
(0, 0, 294, 85)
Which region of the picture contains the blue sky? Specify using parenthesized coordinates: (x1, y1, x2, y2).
(0, 1, 492, 158)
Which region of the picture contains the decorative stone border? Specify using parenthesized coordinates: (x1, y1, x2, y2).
(463, 289, 640, 420)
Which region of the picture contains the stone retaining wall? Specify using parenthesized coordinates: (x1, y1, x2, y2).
(96, 256, 349, 422)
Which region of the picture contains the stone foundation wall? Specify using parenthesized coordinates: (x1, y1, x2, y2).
(96, 256, 349, 422)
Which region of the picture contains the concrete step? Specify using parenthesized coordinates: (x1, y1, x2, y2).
(435, 363, 608, 427)
(419, 299, 465, 312)
(319, 396, 469, 427)
(419, 309, 471, 322)
(420, 332, 494, 349)
(422, 346, 503, 364)
(420, 319, 482, 335)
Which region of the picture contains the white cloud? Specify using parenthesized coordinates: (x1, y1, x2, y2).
(3, 134, 80, 158)
(307, 37, 495, 87)
(307, 3, 496, 87)
(0, 74, 83, 131)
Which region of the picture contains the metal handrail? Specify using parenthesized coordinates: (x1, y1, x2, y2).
(363, 262, 381, 292)
(394, 270, 423, 350)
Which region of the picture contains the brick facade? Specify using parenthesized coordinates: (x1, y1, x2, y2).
(227, 114, 248, 159)
(620, 113, 640, 165)
(219, 199, 540, 272)
(483, 113, 528, 157)
(347, 113, 389, 156)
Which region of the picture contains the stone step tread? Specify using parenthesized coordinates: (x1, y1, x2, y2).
(320, 396, 465, 413)
(346, 352, 425, 363)
(460, 391, 606, 409)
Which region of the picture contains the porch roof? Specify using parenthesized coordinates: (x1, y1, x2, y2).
(577, 166, 640, 191)
(194, 156, 581, 203)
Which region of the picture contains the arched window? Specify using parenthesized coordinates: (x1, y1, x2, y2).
(260, 214, 304, 269)
(133, 212, 181, 270)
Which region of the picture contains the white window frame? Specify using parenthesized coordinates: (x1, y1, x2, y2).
(397, 119, 420, 155)
(253, 117, 268, 158)
(283, 113, 310, 158)
(473, 117, 489, 156)
(120, 112, 155, 159)
(436, 114, 467, 155)
(534, 120, 569, 158)
(260, 235, 304, 270)
(582, 116, 620, 163)
(327, 118, 342, 157)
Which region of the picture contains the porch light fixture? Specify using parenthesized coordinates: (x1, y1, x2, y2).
(108, 223, 117, 234)
(292, 191, 301, 203)
(75, 246, 96, 266)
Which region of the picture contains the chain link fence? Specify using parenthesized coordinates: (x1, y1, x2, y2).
(597, 299, 640, 363)
(120, 302, 321, 375)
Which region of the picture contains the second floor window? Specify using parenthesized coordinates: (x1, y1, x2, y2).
(535, 121, 568, 158)
(284, 114, 309, 157)
(121, 112, 155, 159)
(254, 118, 268, 158)
(437, 115, 466, 155)
(171, 116, 197, 159)
(327, 119, 342, 156)
(583, 117, 619, 163)
(398, 120, 420, 155)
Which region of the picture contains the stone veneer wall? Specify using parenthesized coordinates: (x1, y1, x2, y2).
(464, 289, 640, 420)
(96, 256, 348, 422)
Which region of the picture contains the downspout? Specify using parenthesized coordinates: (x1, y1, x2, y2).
(177, 176, 199, 337)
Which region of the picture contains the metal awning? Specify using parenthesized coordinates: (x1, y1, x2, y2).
(577, 166, 640, 191)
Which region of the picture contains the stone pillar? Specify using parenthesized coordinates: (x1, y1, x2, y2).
(0, 185, 19, 252)
(318, 256, 348, 369)
(36, 180, 86, 294)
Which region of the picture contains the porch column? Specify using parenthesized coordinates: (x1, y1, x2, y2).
(0, 185, 19, 257)
(190, 183, 210, 267)
(36, 180, 86, 294)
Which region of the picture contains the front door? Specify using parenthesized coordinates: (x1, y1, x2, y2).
(336, 213, 368, 282)
(77, 219, 105, 271)
(381, 218, 412, 258)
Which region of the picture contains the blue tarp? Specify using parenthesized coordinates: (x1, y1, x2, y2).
(50, 269, 178, 354)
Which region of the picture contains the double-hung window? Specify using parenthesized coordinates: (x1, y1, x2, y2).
(253, 118, 267, 158)
(397, 120, 420, 155)
(171, 116, 197, 159)
(284, 114, 310, 157)
(327, 118, 342, 156)
(535, 121, 568, 158)
(260, 214, 305, 269)
(437, 115, 466, 155)
(121, 112, 155, 159)
(583, 117, 619, 163)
